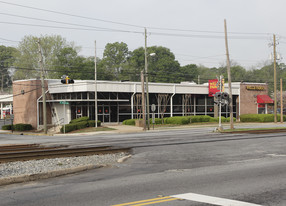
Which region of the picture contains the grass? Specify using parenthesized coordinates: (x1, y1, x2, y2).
(69, 126, 116, 133)
(222, 127, 286, 132)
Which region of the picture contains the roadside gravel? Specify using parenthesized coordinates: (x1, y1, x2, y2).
(0, 152, 128, 178)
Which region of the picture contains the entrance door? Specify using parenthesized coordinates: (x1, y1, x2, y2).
(98, 106, 110, 123)
(76, 106, 82, 119)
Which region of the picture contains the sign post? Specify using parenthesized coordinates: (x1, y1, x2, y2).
(60, 101, 69, 134)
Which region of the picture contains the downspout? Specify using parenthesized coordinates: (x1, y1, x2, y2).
(131, 84, 136, 119)
(170, 85, 176, 117)
(37, 94, 42, 130)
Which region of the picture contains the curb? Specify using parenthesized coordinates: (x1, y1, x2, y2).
(0, 164, 100, 186)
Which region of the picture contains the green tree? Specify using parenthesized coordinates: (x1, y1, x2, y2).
(0, 45, 17, 92)
(125, 46, 180, 83)
(101, 42, 130, 80)
(13, 35, 75, 80)
(178, 64, 199, 82)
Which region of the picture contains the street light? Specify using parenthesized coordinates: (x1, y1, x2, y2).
(145, 52, 156, 130)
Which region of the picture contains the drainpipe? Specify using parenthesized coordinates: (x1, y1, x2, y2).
(37, 95, 42, 130)
(131, 84, 136, 119)
(170, 85, 176, 117)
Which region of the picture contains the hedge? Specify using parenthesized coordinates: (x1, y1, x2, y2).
(163, 116, 190, 125)
(87, 120, 101, 127)
(61, 119, 102, 133)
(190, 115, 215, 123)
(240, 114, 286, 122)
(70, 116, 90, 124)
(13, 124, 33, 131)
(122, 119, 136, 125)
(2, 124, 12, 130)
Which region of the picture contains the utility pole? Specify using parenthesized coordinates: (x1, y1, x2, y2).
(273, 34, 277, 123)
(94, 40, 98, 128)
(280, 78, 283, 123)
(1, 74, 4, 93)
(224, 19, 234, 129)
(37, 40, 47, 134)
(144, 28, 150, 130)
(141, 71, 146, 130)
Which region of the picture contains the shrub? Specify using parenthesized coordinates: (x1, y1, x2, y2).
(60, 123, 77, 133)
(122, 119, 136, 125)
(87, 120, 101, 127)
(70, 116, 90, 124)
(2, 125, 12, 130)
(76, 121, 88, 130)
(240, 114, 286, 122)
(164, 116, 190, 125)
(226, 117, 236, 122)
(13, 123, 33, 131)
(190, 115, 215, 123)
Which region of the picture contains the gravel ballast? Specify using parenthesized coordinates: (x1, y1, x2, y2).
(0, 152, 128, 179)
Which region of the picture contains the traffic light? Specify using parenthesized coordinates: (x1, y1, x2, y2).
(61, 75, 74, 84)
(222, 92, 229, 100)
(214, 92, 222, 104)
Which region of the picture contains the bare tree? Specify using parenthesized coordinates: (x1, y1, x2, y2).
(183, 94, 192, 116)
(157, 94, 170, 123)
(134, 94, 143, 119)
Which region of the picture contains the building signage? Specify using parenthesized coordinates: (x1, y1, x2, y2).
(246, 86, 265, 91)
(208, 79, 224, 97)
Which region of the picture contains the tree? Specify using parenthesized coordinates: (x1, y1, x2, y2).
(125, 46, 180, 83)
(0, 45, 17, 92)
(178, 64, 199, 82)
(101, 42, 130, 80)
(13, 35, 75, 80)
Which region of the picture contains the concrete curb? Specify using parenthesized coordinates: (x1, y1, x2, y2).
(117, 155, 132, 163)
(0, 164, 100, 186)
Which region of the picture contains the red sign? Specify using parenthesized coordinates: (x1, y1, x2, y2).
(208, 79, 219, 97)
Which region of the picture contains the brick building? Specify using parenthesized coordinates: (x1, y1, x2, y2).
(12, 79, 273, 130)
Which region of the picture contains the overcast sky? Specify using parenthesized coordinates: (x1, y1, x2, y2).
(1, 0, 286, 69)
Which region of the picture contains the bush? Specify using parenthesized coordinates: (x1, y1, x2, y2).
(163, 116, 190, 125)
(13, 123, 33, 131)
(122, 119, 136, 125)
(70, 116, 90, 124)
(87, 120, 101, 127)
(60, 123, 77, 133)
(240, 114, 286, 122)
(2, 124, 12, 130)
(76, 121, 88, 130)
(190, 115, 215, 123)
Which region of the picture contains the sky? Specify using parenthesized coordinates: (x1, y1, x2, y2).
(1, 0, 286, 69)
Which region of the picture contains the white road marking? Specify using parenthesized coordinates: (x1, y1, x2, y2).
(171, 192, 262, 206)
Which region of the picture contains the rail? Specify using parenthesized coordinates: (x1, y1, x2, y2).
(0, 144, 131, 163)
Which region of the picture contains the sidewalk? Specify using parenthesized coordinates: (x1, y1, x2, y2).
(1, 122, 286, 136)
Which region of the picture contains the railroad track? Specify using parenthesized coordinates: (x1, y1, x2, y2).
(0, 144, 131, 163)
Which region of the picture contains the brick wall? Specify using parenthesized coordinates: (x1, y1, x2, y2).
(240, 83, 269, 115)
(13, 80, 50, 129)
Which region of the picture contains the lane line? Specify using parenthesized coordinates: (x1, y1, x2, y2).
(131, 197, 179, 206)
(111, 196, 175, 206)
(171, 192, 262, 206)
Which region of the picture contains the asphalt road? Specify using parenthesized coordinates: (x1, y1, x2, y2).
(0, 128, 285, 206)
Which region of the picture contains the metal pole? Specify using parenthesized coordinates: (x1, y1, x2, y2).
(219, 76, 222, 130)
(224, 19, 234, 129)
(280, 78, 283, 123)
(37, 40, 47, 134)
(141, 71, 146, 131)
(273, 34, 277, 123)
(95, 41, 98, 128)
(64, 103, 65, 134)
(145, 28, 150, 130)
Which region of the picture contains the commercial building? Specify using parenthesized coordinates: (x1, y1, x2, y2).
(11, 79, 272, 130)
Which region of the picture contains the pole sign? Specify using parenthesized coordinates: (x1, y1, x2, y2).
(60, 101, 69, 105)
(151, 104, 156, 112)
